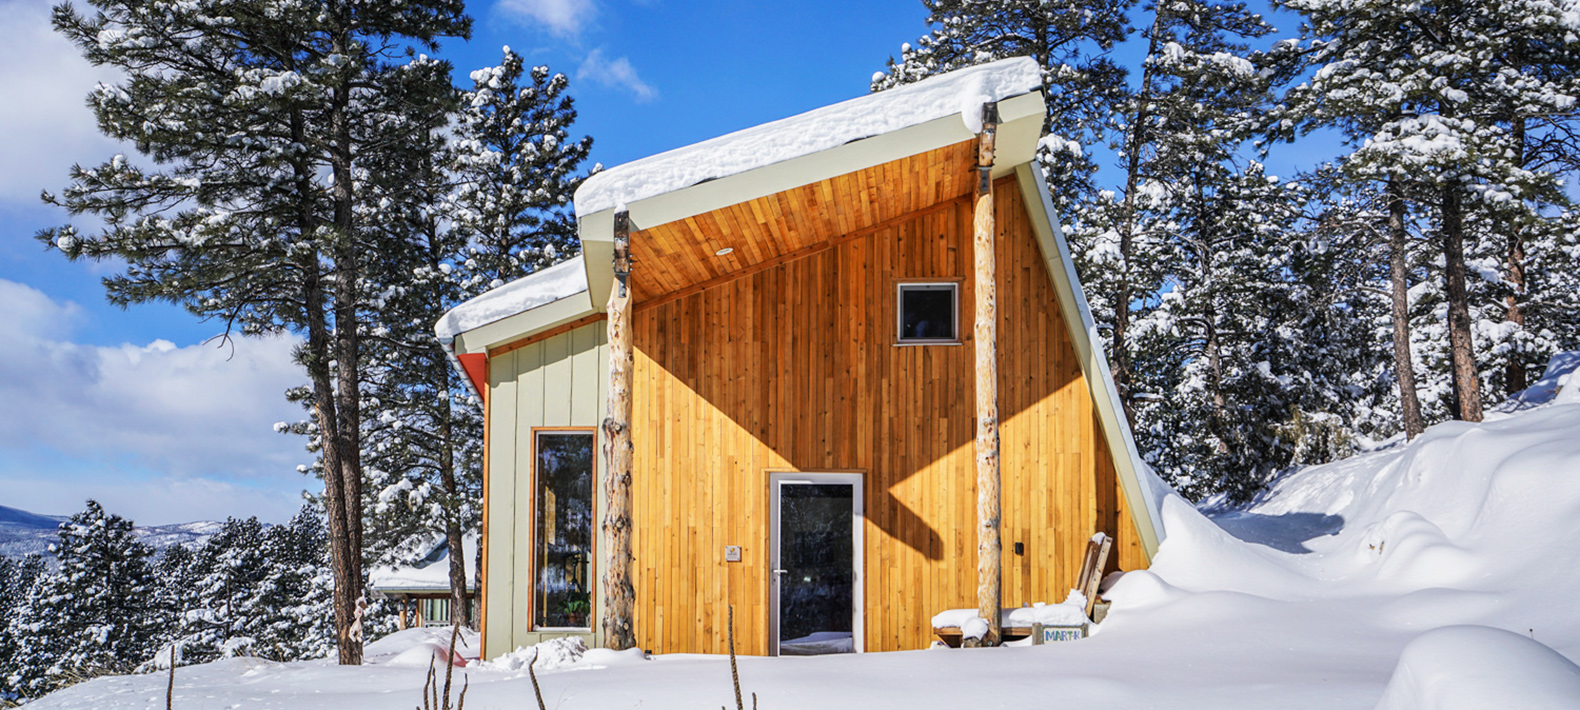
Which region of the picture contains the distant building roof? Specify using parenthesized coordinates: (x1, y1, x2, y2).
(369, 534, 479, 594)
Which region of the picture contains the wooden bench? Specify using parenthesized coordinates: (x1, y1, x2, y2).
(932, 534, 1112, 647)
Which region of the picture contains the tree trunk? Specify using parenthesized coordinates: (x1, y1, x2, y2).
(327, 24, 364, 665)
(1503, 117, 1529, 395)
(436, 353, 470, 630)
(290, 105, 360, 667)
(601, 211, 637, 650)
(973, 104, 1002, 648)
(1441, 184, 1484, 422)
(1388, 178, 1425, 439)
(1111, 11, 1168, 418)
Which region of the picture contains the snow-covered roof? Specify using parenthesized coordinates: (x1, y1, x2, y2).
(370, 534, 479, 593)
(573, 57, 1044, 218)
(434, 255, 589, 340)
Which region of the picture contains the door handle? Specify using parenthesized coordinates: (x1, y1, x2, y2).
(772, 569, 788, 575)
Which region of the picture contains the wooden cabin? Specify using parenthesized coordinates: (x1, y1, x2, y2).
(436, 57, 1166, 659)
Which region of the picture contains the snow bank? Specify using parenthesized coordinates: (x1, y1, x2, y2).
(932, 590, 1090, 632)
(1493, 350, 1580, 414)
(365, 627, 480, 668)
(476, 636, 648, 674)
(572, 57, 1042, 217)
(1374, 626, 1580, 710)
(433, 256, 587, 339)
(478, 636, 589, 673)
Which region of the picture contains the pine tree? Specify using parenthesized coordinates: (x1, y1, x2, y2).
(1268, 0, 1580, 422)
(361, 47, 591, 627)
(6, 501, 159, 698)
(871, 0, 1134, 207)
(1075, 0, 1274, 411)
(39, 0, 469, 664)
(0, 554, 46, 700)
(451, 48, 594, 282)
(175, 517, 276, 663)
(252, 508, 337, 661)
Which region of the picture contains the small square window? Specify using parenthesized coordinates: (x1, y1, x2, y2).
(896, 282, 958, 343)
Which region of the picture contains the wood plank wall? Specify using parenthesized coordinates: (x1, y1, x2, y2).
(628, 186, 1145, 655)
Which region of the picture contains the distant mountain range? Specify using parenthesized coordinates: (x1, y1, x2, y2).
(0, 504, 221, 560)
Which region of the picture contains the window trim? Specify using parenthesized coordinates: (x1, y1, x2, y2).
(529, 427, 598, 632)
(894, 280, 962, 345)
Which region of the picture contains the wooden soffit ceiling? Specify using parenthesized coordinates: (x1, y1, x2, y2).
(628, 138, 979, 306)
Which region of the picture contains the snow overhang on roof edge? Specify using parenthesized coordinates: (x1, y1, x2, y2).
(436, 59, 1048, 353)
(573, 57, 1045, 218)
(576, 89, 1047, 311)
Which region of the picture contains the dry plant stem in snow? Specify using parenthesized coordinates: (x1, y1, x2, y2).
(725, 605, 755, 710)
(418, 625, 469, 710)
(528, 649, 547, 710)
(166, 646, 174, 710)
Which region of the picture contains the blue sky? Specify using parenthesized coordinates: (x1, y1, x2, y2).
(0, 0, 1330, 525)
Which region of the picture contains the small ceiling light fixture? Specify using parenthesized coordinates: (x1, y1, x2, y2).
(715, 247, 734, 256)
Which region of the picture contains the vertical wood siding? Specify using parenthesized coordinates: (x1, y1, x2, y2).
(628, 186, 1145, 655)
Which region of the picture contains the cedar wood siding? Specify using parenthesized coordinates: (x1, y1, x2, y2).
(628, 184, 1146, 655)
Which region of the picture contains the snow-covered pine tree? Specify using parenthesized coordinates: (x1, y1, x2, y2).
(251, 507, 337, 661)
(173, 517, 274, 663)
(451, 48, 594, 281)
(1269, 0, 1580, 422)
(1073, 0, 1274, 411)
(40, 0, 469, 665)
(1130, 166, 1327, 500)
(0, 554, 46, 700)
(6, 501, 159, 698)
(146, 542, 198, 663)
(871, 0, 1133, 208)
(360, 47, 592, 628)
(355, 54, 477, 628)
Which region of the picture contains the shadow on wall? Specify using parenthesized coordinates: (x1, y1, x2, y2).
(633, 198, 1089, 562)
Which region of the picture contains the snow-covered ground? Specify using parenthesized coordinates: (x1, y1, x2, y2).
(27, 366, 1580, 709)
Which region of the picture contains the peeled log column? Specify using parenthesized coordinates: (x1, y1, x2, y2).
(602, 211, 637, 649)
(973, 103, 1002, 648)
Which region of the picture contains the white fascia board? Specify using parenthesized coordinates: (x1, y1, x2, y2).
(451, 289, 598, 356)
(576, 91, 1045, 311)
(1014, 162, 1166, 559)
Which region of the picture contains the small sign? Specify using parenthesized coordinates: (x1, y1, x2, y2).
(724, 545, 742, 562)
(1033, 623, 1088, 644)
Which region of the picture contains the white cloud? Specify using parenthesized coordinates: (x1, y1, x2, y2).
(0, 279, 313, 523)
(577, 48, 658, 103)
(495, 0, 597, 37)
(0, 0, 125, 204)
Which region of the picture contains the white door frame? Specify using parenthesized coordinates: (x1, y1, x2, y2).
(767, 471, 864, 656)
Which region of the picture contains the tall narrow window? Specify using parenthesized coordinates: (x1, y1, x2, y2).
(534, 431, 595, 629)
(896, 282, 959, 343)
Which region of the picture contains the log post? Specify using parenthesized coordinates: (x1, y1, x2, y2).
(973, 102, 1002, 647)
(602, 210, 637, 650)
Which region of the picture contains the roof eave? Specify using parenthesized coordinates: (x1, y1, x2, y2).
(449, 289, 599, 356)
(576, 90, 1047, 311)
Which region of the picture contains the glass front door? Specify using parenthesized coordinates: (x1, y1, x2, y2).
(771, 474, 862, 655)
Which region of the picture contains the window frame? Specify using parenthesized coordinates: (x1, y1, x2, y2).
(529, 427, 598, 632)
(894, 280, 962, 345)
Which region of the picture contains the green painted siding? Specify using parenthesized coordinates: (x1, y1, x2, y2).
(484, 321, 608, 657)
